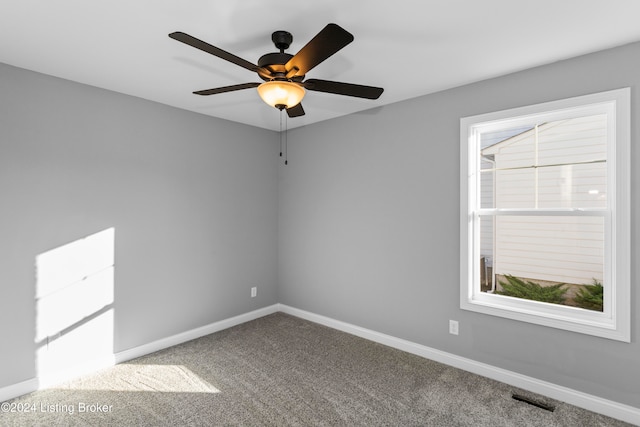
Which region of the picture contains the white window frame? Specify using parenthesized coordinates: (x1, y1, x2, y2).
(460, 88, 630, 342)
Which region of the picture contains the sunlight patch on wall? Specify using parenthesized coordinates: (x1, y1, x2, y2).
(35, 228, 115, 383)
(63, 364, 221, 393)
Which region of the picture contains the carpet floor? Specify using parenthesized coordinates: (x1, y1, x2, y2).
(1, 312, 631, 426)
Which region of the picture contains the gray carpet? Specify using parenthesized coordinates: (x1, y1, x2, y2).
(1, 313, 631, 426)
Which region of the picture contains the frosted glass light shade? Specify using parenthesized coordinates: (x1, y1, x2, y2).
(257, 81, 305, 109)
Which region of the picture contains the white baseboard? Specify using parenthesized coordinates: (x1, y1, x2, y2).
(277, 304, 640, 426)
(2, 303, 637, 424)
(0, 378, 39, 404)
(115, 304, 279, 364)
(0, 304, 279, 403)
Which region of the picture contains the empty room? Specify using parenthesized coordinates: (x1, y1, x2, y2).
(1, 2, 639, 425)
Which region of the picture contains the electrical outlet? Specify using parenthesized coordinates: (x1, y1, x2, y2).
(449, 320, 459, 335)
(251, 287, 257, 298)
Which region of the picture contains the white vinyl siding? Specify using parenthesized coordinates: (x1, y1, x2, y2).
(484, 116, 607, 285)
(494, 216, 603, 284)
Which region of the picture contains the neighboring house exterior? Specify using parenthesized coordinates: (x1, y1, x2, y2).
(480, 115, 607, 287)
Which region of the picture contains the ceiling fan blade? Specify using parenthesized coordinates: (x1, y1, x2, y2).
(304, 79, 384, 99)
(169, 31, 258, 72)
(193, 82, 260, 96)
(286, 103, 305, 118)
(285, 24, 354, 77)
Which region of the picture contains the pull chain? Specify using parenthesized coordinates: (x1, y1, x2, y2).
(278, 108, 289, 165)
(284, 112, 288, 165)
(279, 109, 283, 158)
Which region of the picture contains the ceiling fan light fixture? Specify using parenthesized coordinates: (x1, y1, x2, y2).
(170, 24, 383, 119)
(257, 80, 305, 110)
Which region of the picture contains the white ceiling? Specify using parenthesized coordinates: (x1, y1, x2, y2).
(2, 1, 640, 131)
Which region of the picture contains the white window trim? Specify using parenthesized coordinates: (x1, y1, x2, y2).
(460, 88, 630, 342)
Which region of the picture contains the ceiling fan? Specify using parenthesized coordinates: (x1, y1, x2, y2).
(168, 23, 384, 118)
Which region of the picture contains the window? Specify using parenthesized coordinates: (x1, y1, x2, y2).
(460, 88, 630, 341)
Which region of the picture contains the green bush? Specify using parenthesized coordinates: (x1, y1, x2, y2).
(496, 275, 567, 305)
(574, 279, 603, 311)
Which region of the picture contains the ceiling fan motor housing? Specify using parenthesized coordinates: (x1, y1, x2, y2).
(257, 31, 304, 82)
(272, 30, 293, 51)
(257, 52, 304, 82)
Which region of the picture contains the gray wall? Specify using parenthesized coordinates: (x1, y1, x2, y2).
(2, 41, 638, 410)
(279, 42, 639, 408)
(0, 63, 279, 388)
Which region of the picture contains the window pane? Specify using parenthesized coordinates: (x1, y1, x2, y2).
(481, 115, 606, 168)
(479, 114, 607, 210)
(480, 215, 604, 311)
